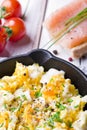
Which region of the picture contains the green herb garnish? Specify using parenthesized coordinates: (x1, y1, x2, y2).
(67, 98, 73, 103)
(22, 95, 27, 100)
(3, 103, 7, 109)
(10, 107, 17, 112)
(35, 90, 42, 98)
(34, 107, 39, 112)
(3, 94, 7, 96)
(50, 78, 54, 82)
(56, 103, 66, 110)
(51, 112, 63, 122)
(15, 96, 20, 100)
(62, 84, 65, 87)
(66, 121, 73, 128)
(74, 105, 79, 108)
(18, 101, 22, 111)
(47, 117, 54, 128)
(47, 111, 63, 127)
(23, 126, 30, 130)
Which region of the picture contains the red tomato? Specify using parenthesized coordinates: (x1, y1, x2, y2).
(0, 20, 2, 25)
(0, 27, 7, 52)
(1, 0, 22, 19)
(4, 17, 26, 42)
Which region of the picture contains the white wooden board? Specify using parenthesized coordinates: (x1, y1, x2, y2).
(0, 0, 47, 57)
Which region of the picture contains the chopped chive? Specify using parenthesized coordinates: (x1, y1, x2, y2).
(62, 84, 65, 87)
(22, 95, 27, 100)
(3, 94, 7, 96)
(56, 103, 66, 110)
(47, 117, 54, 128)
(9, 119, 12, 123)
(18, 101, 22, 111)
(15, 96, 20, 100)
(3, 103, 7, 109)
(35, 90, 42, 98)
(23, 126, 30, 130)
(50, 78, 54, 82)
(67, 98, 73, 103)
(52, 111, 63, 122)
(47, 111, 63, 127)
(74, 105, 79, 108)
(34, 107, 39, 112)
(66, 121, 73, 128)
(10, 107, 17, 112)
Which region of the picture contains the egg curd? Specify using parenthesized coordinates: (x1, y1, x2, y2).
(0, 62, 87, 130)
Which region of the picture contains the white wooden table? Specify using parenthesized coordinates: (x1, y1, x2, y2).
(0, 0, 87, 75)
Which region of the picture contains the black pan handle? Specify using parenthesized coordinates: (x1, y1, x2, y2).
(27, 49, 87, 77)
(27, 49, 53, 65)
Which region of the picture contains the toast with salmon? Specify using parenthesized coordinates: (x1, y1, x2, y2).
(44, 0, 87, 58)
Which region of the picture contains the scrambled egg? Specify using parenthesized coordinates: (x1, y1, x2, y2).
(0, 62, 87, 130)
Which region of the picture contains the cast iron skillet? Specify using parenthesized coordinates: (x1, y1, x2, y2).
(0, 49, 87, 96)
